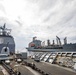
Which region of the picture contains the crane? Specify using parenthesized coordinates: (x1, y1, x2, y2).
(56, 36, 61, 46)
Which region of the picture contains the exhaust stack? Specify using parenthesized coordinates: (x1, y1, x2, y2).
(47, 39, 51, 46)
(64, 37, 67, 44)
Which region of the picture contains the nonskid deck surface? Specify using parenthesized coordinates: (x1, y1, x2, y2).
(0, 71, 4, 75)
(0, 65, 9, 75)
(25, 58, 76, 75)
(0, 59, 41, 75)
(0, 54, 76, 75)
(10, 60, 41, 75)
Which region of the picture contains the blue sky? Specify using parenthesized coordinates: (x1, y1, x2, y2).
(0, 0, 76, 52)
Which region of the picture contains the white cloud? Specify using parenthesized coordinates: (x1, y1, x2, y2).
(0, 0, 76, 51)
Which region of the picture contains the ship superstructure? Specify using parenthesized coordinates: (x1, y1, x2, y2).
(26, 36, 76, 52)
(0, 24, 15, 54)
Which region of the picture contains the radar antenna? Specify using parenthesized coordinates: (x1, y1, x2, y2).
(0, 23, 11, 35)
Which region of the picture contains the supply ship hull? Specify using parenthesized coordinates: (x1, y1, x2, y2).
(26, 37, 76, 52)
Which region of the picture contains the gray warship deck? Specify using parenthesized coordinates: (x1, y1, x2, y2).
(25, 58, 76, 75)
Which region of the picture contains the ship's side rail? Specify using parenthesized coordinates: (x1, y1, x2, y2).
(2, 61, 17, 75)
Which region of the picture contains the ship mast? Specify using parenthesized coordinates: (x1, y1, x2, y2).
(0, 23, 11, 36)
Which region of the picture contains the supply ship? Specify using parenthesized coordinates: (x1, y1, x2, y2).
(0, 24, 15, 55)
(26, 37, 76, 73)
(0, 25, 76, 75)
(26, 36, 76, 52)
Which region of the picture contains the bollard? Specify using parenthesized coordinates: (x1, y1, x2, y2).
(38, 69, 41, 72)
(36, 68, 39, 71)
(41, 71, 44, 74)
(34, 66, 37, 70)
